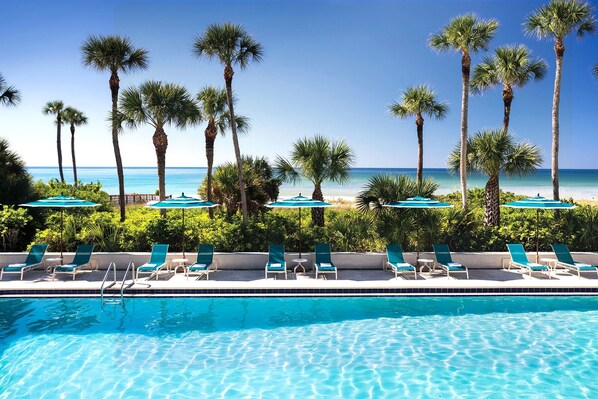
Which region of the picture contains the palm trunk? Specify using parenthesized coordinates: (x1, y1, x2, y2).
(502, 84, 513, 133)
(416, 113, 424, 186)
(312, 183, 325, 227)
(56, 114, 64, 183)
(110, 72, 126, 222)
(153, 126, 168, 203)
(552, 39, 564, 202)
(205, 121, 217, 219)
(460, 51, 471, 209)
(70, 124, 77, 187)
(484, 174, 500, 226)
(224, 64, 249, 224)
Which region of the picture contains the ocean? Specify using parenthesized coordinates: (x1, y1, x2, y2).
(27, 167, 598, 200)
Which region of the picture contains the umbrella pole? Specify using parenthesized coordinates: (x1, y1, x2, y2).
(182, 209, 185, 259)
(60, 209, 64, 264)
(536, 209, 540, 263)
(298, 207, 302, 258)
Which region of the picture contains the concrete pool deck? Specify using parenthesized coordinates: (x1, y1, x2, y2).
(1, 268, 597, 297)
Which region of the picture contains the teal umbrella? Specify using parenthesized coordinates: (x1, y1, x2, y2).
(502, 194, 575, 262)
(20, 196, 100, 262)
(267, 194, 332, 258)
(384, 196, 453, 260)
(147, 193, 218, 258)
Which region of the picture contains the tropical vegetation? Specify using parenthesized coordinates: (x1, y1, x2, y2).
(62, 107, 88, 187)
(389, 85, 448, 186)
(0, 138, 33, 206)
(193, 23, 263, 224)
(525, 0, 596, 201)
(448, 130, 543, 226)
(275, 135, 355, 226)
(0, 74, 21, 107)
(429, 13, 499, 209)
(81, 34, 149, 222)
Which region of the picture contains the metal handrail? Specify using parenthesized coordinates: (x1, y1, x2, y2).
(120, 262, 135, 298)
(100, 262, 117, 301)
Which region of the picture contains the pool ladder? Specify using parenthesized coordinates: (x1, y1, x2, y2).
(100, 262, 136, 306)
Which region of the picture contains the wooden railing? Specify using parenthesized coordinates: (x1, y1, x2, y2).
(109, 194, 161, 205)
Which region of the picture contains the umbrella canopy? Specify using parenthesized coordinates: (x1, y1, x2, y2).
(384, 196, 453, 209)
(502, 195, 574, 262)
(146, 193, 218, 258)
(20, 196, 100, 262)
(267, 194, 332, 259)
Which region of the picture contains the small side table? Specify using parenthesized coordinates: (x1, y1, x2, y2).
(292, 258, 308, 274)
(171, 258, 188, 274)
(45, 257, 62, 273)
(417, 258, 434, 273)
(540, 257, 558, 272)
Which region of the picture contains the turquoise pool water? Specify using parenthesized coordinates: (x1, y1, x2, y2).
(0, 296, 596, 398)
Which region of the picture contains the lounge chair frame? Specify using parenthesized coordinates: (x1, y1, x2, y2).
(551, 243, 598, 279)
(53, 244, 97, 280)
(136, 244, 170, 280)
(314, 243, 338, 280)
(0, 244, 48, 280)
(384, 244, 416, 279)
(265, 244, 287, 279)
(506, 243, 551, 279)
(186, 244, 217, 280)
(433, 244, 470, 279)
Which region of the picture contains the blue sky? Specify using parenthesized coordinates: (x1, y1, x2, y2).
(2, 0, 598, 169)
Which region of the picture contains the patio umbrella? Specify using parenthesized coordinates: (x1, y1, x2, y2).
(384, 196, 454, 260)
(20, 195, 100, 262)
(502, 194, 575, 262)
(146, 193, 218, 258)
(267, 194, 332, 258)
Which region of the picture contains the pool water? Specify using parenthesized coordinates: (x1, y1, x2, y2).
(0, 296, 596, 398)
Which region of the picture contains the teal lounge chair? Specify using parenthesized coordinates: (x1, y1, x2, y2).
(54, 244, 96, 280)
(506, 243, 551, 279)
(384, 244, 416, 279)
(314, 243, 337, 280)
(265, 244, 287, 279)
(551, 243, 598, 279)
(136, 244, 169, 280)
(1, 244, 48, 280)
(186, 244, 216, 280)
(432, 244, 469, 279)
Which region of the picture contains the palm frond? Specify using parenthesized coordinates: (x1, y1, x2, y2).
(525, 0, 596, 39)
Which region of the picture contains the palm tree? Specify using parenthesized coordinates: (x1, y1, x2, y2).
(429, 14, 499, 209)
(192, 23, 264, 224)
(42, 101, 66, 183)
(62, 107, 88, 187)
(197, 86, 250, 218)
(525, 0, 596, 201)
(275, 135, 355, 226)
(448, 129, 542, 226)
(118, 81, 200, 202)
(0, 74, 21, 107)
(389, 85, 448, 186)
(0, 137, 33, 205)
(81, 35, 149, 221)
(471, 45, 547, 133)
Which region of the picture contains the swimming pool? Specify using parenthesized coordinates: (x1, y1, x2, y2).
(0, 296, 596, 398)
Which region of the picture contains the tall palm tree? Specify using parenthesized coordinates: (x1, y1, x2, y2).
(0, 137, 33, 205)
(275, 135, 355, 226)
(471, 45, 547, 133)
(448, 129, 542, 226)
(0, 74, 21, 107)
(197, 86, 249, 218)
(525, 0, 596, 201)
(118, 81, 200, 202)
(42, 101, 66, 183)
(389, 85, 448, 186)
(429, 14, 499, 209)
(62, 107, 88, 187)
(81, 35, 149, 221)
(192, 23, 263, 224)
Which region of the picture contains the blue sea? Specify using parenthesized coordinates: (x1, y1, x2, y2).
(27, 166, 598, 199)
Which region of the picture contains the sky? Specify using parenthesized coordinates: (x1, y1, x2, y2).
(2, 0, 598, 169)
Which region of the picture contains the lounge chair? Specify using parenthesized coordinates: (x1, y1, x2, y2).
(186, 244, 216, 280)
(506, 243, 551, 279)
(54, 244, 96, 280)
(265, 244, 287, 279)
(432, 244, 469, 279)
(136, 244, 169, 280)
(1, 244, 48, 280)
(384, 244, 416, 279)
(314, 243, 337, 280)
(551, 243, 598, 278)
